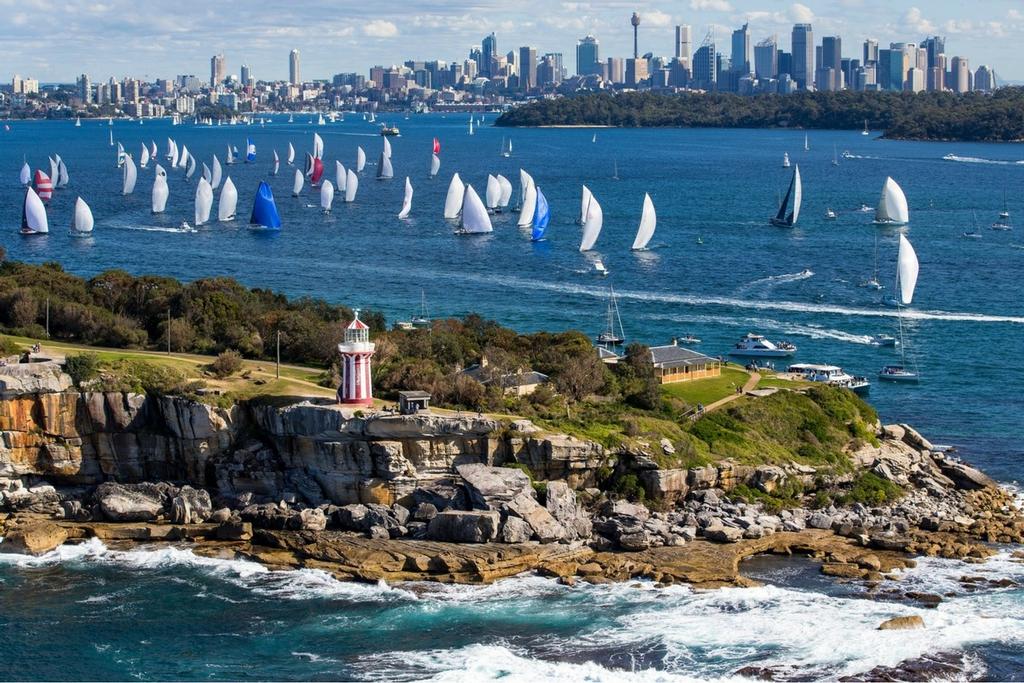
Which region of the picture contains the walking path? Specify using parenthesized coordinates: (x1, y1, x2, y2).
(702, 371, 761, 414)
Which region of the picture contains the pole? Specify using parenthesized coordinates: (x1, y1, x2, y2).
(276, 330, 281, 379)
(167, 308, 171, 354)
(45, 297, 50, 338)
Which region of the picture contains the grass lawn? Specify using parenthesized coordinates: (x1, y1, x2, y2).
(660, 366, 751, 406)
(757, 373, 814, 391)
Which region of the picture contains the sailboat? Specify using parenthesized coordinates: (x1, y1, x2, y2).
(612, 159, 619, 181)
(217, 177, 237, 221)
(382, 136, 392, 159)
(579, 191, 603, 252)
(20, 187, 49, 235)
(320, 180, 335, 213)
(579, 185, 592, 225)
(287, 142, 295, 166)
(292, 169, 304, 197)
(484, 175, 500, 212)
(226, 145, 235, 165)
(432, 137, 441, 155)
(116, 143, 126, 167)
(245, 138, 256, 163)
(336, 161, 347, 191)
(769, 165, 801, 227)
(873, 177, 909, 225)
(831, 145, 839, 167)
(468, 117, 474, 136)
(150, 141, 158, 159)
(35, 170, 53, 201)
(398, 177, 413, 219)
(993, 192, 1012, 230)
(411, 290, 430, 326)
(211, 156, 223, 190)
(592, 132, 597, 144)
(862, 119, 870, 136)
(501, 137, 511, 158)
(56, 157, 70, 188)
(71, 197, 93, 234)
(344, 169, 359, 202)
(140, 144, 150, 169)
(109, 129, 114, 146)
(48, 156, 58, 186)
(596, 287, 625, 346)
(443, 173, 465, 219)
(430, 153, 441, 178)
(878, 234, 920, 383)
(631, 194, 656, 250)
(201, 163, 212, 187)
(376, 151, 393, 180)
(313, 133, 324, 159)
(194, 178, 213, 226)
(272, 150, 280, 176)
(19, 161, 30, 186)
(531, 187, 549, 242)
(496, 175, 513, 212)
(456, 184, 493, 235)
(122, 155, 137, 195)
(517, 170, 537, 227)
(803, 134, 809, 151)
(782, 152, 790, 168)
(356, 146, 366, 173)
(185, 155, 196, 181)
(75, 117, 81, 128)
(860, 233, 883, 290)
(250, 181, 282, 229)
(151, 165, 169, 214)
(962, 211, 982, 239)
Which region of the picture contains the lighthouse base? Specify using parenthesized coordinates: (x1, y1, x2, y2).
(337, 388, 373, 407)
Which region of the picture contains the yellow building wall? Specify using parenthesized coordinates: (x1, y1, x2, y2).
(655, 363, 721, 384)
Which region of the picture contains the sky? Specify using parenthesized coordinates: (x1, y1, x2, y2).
(1, 0, 1021, 83)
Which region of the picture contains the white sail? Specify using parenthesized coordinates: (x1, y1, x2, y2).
(217, 176, 237, 221)
(211, 156, 223, 190)
(443, 173, 465, 219)
(139, 144, 150, 169)
(179, 145, 190, 170)
(579, 194, 604, 252)
(169, 140, 179, 168)
(430, 153, 440, 178)
(344, 169, 358, 202)
(356, 146, 366, 172)
(398, 177, 413, 218)
(791, 166, 803, 225)
(22, 187, 49, 233)
(19, 162, 31, 186)
(875, 176, 909, 225)
(377, 151, 394, 179)
(320, 180, 335, 211)
(56, 158, 69, 188)
(150, 141, 158, 159)
(151, 165, 169, 213)
(49, 156, 58, 182)
(516, 170, 537, 227)
(72, 196, 94, 233)
(202, 163, 212, 185)
(336, 161, 347, 191)
(122, 155, 137, 195)
(580, 185, 592, 224)
(272, 149, 280, 175)
(292, 168, 304, 196)
(313, 133, 324, 159)
(383, 136, 392, 158)
(458, 184, 492, 234)
(896, 234, 920, 305)
(287, 142, 295, 165)
(631, 193, 656, 251)
(485, 174, 500, 210)
(185, 155, 196, 180)
(496, 174, 513, 208)
(194, 177, 213, 226)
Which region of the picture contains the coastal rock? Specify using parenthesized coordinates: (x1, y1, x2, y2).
(545, 481, 590, 540)
(427, 510, 500, 543)
(0, 521, 68, 555)
(938, 461, 996, 491)
(506, 492, 566, 543)
(808, 512, 834, 530)
(0, 363, 73, 398)
(213, 520, 253, 541)
(297, 508, 327, 531)
(704, 523, 744, 543)
(95, 482, 170, 522)
(878, 615, 925, 630)
(500, 516, 534, 544)
(333, 503, 371, 531)
(456, 464, 531, 510)
(411, 480, 468, 511)
(751, 466, 787, 494)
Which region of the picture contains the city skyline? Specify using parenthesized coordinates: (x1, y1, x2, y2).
(1, 0, 1021, 82)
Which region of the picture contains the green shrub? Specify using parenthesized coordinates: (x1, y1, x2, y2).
(611, 473, 646, 502)
(209, 349, 243, 378)
(839, 472, 903, 507)
(64, 353, 100, 386)
(0, 335, 21, 357)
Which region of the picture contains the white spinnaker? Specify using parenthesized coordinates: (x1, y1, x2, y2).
(398, 177, 413, 219)
(336, 161, 347, 191)
(496, 174, 513, 208)
(151, 165, 169, 213)
(344, 169, 359, 202)
(443, 173, 465, 219)
(516, 170, 536, 227)
(73, 196, 94, 233)
(430, 153, 440, 178)
(876, 176, 909, 224)
(211, 156, 223, 190)
(320, 180, 335, 211)
(22, 187, 49, 233)
(579, 194, 604, 252)
(194, 177, 213, 225)
(458, 184, 493, 234)
(580, 185, 592, 224)
(122, 155, 137, 195)
(631, 193, 656, 251)
(356, 146, 366, 172)
(485, 174, 500, 210)
(140, 144, 150, 169)
(217, 176, 238, 221)
(292, 168, 304, 196)
(896, 233, 920, 305)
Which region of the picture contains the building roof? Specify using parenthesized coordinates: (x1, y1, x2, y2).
(347, 317, 369, 330)
(460, 364, 549, 388)
(649, 344, 715, 368)
(398, 390, 431, 400)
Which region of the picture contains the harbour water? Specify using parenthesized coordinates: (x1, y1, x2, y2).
(2, 115, 1024, 679)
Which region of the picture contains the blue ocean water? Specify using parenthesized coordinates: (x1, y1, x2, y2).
(2, 117, 1024, 679)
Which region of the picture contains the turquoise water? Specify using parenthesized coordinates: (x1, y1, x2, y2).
(2, 117, 1024, 679)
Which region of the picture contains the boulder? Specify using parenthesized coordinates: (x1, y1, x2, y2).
(808, 512, 834, 530)
(427, 510, 500, 543)
(213, 520, 253, 541)
(240, 503, 295, 530)
(456, 464, 531, 510)
(878, 615, 925, 631)
(0, 522, 68, 555)
(704, 524, 743, 543)
(209, 508, 232, 524)
(411, 479, 468, 511)
(618, 531, 651, 551)
(544, 481, 590, 540)
(333, 504, 370, 531)
(412, 502, 438, 522)
(95, 482, 167, 522)
(506, 492, 566, 543)
(297, 508, 327, 531)
(500, 516, 534, 543)
(751, 466, 787, 494)
(938, 461, 996, 491)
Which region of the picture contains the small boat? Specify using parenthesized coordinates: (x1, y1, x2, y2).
(857, 204, 873, 213)
(194, 177, 213, 226)
(517, 170, 537, 227)
(151, 164, 169, 214)
(485, 175, 500, 212)
(678, 334, 701, 345)
(382, 136, 392, 159)
(787, 363, 870, 394)
(71, 197, 94, 235)
(579, 191, 603, 252)
(376, 151, 393, 180)
(20, 187, 49, 235)
(468, 117, 474, 136)
(873, 177, 909, 225)
(272, 150, 280, 176)
(411, 290, 431, 327)
(870, 334, 898, 347)
(443, 173, 465, 219)
(841, 150, 855, 159)
(313, 133, 324, 159)
(593, 259, 608, 276)
(878, 365, 919, 383)
(250, 181, 282, 229)
(356, 146, 366, 173)
(963, 211, 981, 239)
(991, 222, 1013, 231)
(729, 333, 797, 358)
(696, 236, 704, 245)
(803, 134, 809, 151)
(211, 156, 223, 190)
(612, 159, 619, 180)
(287, 142, 295, 166)
(245, 138, 256, 163)
(501, 137, 511, 158)
(824, 208, 837, 220)
(336, 161, 347, 191)
(878, 234, 920, 382)
(75, 117, 81, 128)
(770, 165, 801, 227)
(429, 153, 441, 178)
(380, 125, 400, 136)
(19, 161, 30, 186)
(862, 120, 870, 136)
(344, 169, 358, 203)
(596, 286, 625, 346)
(782, 152, 790, 168)
(320, 180, 335, 213)
(121, 156, 137, 195)
(292, 169, 304, 196)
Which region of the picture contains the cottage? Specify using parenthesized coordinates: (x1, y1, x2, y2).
(460, 359, 549, 397)
(649, 342, 721, 384)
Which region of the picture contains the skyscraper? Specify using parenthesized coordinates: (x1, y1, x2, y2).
(692, 32, 716, 89)
(674, 25, 692, 67)
(863, 39, 879, 65)
(576, 35, 600, 76)
(210, 54, 225, 88)
(974, 65, 995, 92)
(950, 56, 969, 93)
(754, 37, 778, 79)
(606, 57, 624, 84)
(481, 33, 497, 78)
(78, 74, 91, 103)
(731, 23, 751, 75)
(819, 36, 841, 90)
(289, 49, 301, 86)
(791, 24, 814, 89)
(921, 36, 945, 70)
(519, 46, 537, 90)
(240, 64, 251, 86)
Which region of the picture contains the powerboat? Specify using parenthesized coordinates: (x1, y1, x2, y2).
(593, 259, 609, 276)
(824, 208, 837, 220)
(857, 204, 872, 213)
(729, 333, 797, 358)
(782, 152, 790, 168)
(677, 334, 701, 345)
(879, 365, 919, 383)
(787, 363, 870, 394)
(870, 334, 898, 347)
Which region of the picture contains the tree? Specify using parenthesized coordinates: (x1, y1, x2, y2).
(553, 353, 606, 416)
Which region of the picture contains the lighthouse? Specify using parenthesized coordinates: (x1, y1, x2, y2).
(337, 310, 375, 406)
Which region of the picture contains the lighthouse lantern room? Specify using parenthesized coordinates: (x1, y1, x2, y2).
(337, 310, 376, 406)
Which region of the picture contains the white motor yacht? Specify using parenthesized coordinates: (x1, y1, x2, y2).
(824, 208, 837, 220)
(677, 334, 702, 345)
(729, 333, 797, 358)
(870, 334, 898, 347)
(787, 363, 870, 394)
(593, 259, 609, 276)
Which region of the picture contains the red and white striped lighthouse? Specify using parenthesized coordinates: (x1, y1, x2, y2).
(337, 310, 375, 406)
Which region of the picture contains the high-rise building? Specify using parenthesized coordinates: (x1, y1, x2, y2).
(731, 23, 751, 75)
(625, 57, 648, 87)
(240, 64, 251, 87)
(863, 39, 879, 65)
(791, 24, 814, 89)
(210, 54, 225, 88)
(289, 49, 301, 86)
(606, 57, 624, 84)
(692, 32, 716, 89)
(921, 36, 945, 70)
(819, 36, 841, 90)
(481, 33, 497, 77)
(675, 25, 692, 67)
(778, 50, 792, 78)
(518, 46, 537, 90)
(904, 67, 925, 92)
(78, 74, 91, 103)
(576, 35, 601, 76)
(754, 36, 778, 79)
(123, 78, 141, 103)
(975, 65, 996, 92)
(950, 56, 969, 93)
(545, 52, 565, 81)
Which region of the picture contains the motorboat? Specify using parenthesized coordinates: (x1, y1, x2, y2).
(962, 231, 981, 240)
(380, 125, 400, 136)
(857, 204, 872, 213)
(677, 334, 702, 345)
(878, 365, 919, 383)
(593, 259, 608, 276)
(787, 363, 870, 394)
(991, 221, 1012, 231)
(729, 333, 797, 358)
(824, 208, 837, 220)
(841, 150, 855, 159)
(782, 152, 790, 168)
(870, 334, 898, 347)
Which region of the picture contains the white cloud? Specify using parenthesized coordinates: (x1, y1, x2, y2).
(903, 7, 935, 33)
(689, 0, 731, 11)
(789, 3, 814, 23)
(362, 20, 397, 38)
(643, 9, 673, 27)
